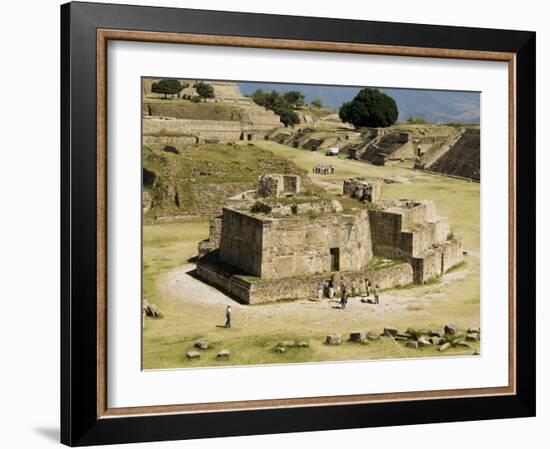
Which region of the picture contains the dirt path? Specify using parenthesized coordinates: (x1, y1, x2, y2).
(161, 262, 471, 332)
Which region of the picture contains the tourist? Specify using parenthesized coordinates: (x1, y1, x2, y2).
(225, 305, 232, 328)
(340, 277, 347, 309)
(328, 277, 335, 299)
(374, 285, 380, 305)
(316, 281, 324, 301)
(365, 279, 372, 297)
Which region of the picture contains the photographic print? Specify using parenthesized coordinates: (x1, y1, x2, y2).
(141, 78, 481, 369)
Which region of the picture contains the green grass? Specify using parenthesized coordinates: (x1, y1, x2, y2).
(446, 260, 467, 273)
(142, 139, 480, 369)
(143, 143, 307, 217)
(144, 98, 242, 121)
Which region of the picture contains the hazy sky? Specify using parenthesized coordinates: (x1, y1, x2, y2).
(237, 81, 480, 124)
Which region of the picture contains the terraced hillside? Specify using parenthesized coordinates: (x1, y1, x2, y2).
(142, 143, 307, 221)
(428, 129, 480, 181)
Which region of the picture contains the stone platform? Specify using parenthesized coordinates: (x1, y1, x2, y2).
(195, 250, 413, 304)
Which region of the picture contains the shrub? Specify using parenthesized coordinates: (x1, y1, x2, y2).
(406, 116, 429, 124)
(190, 95, 201, 103)
(163, 145, 179, 154)
(250, 201, 272, 214)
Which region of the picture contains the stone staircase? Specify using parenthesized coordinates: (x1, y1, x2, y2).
(427, 129, 480, 181)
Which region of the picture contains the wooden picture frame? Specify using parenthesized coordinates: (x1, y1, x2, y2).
(61, 1, 536, 446)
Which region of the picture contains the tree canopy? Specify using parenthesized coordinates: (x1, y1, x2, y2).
(250, 89, 300, 127)
(194, 82, 215, 101)
(151, 79, 186, 99)
(282, 91, 305, 108)
(311, 98, 323, 109)
(339, 88, 398, 128)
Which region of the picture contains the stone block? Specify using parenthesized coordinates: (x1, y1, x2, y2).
(195, 341, 209, 350)
(326, 334, 342, 345)
(350, 331, 366, 343)
(444, 324, 459, 335)
(217, 349, 230, 358)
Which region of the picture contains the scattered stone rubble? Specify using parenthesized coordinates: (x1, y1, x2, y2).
(143, 302, 163, 318)
(321, 325, 481, 353)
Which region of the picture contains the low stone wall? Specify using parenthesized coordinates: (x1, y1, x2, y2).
(143, 118, 243, 141)
(195, 260, 252, 303)
(412, 250, 442, 283)
(143, 135, 198, 146)
(195, 256, 413, 304)
(441, 239, 464, 272)
(412, 239, 464, 283)
(197, 216, 223, 257)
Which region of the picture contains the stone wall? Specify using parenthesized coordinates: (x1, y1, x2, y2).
(368, 210, 404, 259)
(412, 250, 442, 283)
(197, 216, 223, 257)
(257, 174, 301, 198)
(412, 239, 464, 283)
(143, 135, 198, 146)
(143, 118, 243, 141)
(260, 210, 373, 279)
(195, 260, 252, 302)
(196, 256, 413, 304)
(368, 200, 451, 268)
(219, 209, 264, 277)
(248, 263, 413, 304)
(400, 217, 450, 257)
(343, 178, 382, 203)
(441, 239, 464, 272)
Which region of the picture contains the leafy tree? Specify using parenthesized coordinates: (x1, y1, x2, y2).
(311, 98, 323, 109)
(250, 89, 299, 126)
(339, 88, 398, 128)
(194, 81, 215, 102)
(273, 104, 299, 126)
(151, 79, 186, 99)
(283, 90, 305, 108)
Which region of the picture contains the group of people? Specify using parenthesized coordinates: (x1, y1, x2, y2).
(312, 164, 335, 175)
(316, 277, 380, 308)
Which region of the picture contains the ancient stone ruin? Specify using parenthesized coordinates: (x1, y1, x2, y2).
(195, 175, 463, 304)
(143, 80, 284, 143)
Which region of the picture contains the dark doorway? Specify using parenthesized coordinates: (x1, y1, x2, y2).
(330, 248, 340, 271)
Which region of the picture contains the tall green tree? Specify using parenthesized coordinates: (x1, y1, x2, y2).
(194, 81, 215, 102)
(283, 91, 305, 108)
(151, 79, 186, 99)
(339, 88, 398, 128)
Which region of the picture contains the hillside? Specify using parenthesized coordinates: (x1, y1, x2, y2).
(142, 142, 307, 221)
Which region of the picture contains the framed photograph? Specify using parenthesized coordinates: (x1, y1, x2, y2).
(61, 1, 536, 446)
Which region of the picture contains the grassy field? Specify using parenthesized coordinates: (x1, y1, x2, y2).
(143, 97, 242, 121)
(142, 142, 480, 369)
